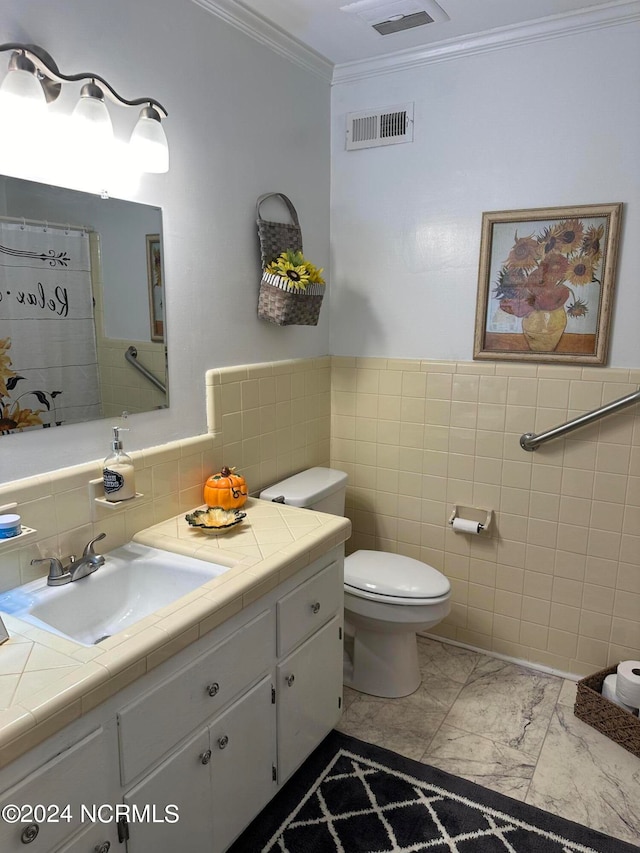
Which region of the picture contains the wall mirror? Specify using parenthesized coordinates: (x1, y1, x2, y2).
(0, 175, 168, 436)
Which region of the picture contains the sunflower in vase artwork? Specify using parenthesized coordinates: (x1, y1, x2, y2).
(494, 218, 603, 352)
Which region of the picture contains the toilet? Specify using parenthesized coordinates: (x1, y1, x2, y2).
(259, 467, 451, 698)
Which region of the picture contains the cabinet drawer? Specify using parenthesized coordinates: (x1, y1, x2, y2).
(0, 728, 114, 853)
(277, 560, 342, 657)
(118, 607, 274, 784)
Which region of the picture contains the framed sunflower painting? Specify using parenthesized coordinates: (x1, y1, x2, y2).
(473, 203, 622, 364)
(146, 233, 164, 342)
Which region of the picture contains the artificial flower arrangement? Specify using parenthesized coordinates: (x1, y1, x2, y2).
(265, 249, 325, 290)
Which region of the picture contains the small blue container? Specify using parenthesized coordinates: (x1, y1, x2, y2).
(0, 514, 21, 539)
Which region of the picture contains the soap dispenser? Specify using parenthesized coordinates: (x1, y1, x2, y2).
(103, 427, 136, 502)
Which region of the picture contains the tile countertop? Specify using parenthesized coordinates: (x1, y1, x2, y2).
(0, 498, 351, 768)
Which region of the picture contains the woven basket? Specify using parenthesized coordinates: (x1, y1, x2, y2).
(258, 272, 324, 327)
(574, 664, 640, 757)
(255, 192, 324, 326)
(256, 192, 303, 268)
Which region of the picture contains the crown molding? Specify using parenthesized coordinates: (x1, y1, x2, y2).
(190, 0, 334, 82)
(191, 0, 640, 86)
(332, 0, 640, 84)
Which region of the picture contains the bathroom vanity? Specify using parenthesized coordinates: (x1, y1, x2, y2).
(0, 499, 350, 852)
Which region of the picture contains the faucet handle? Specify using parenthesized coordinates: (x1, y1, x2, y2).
(31, 557, 62, 572)
(31, 556, 66, 579)
(82, 532, 107, 557)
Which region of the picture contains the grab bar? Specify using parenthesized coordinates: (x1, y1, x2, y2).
(125, 346, 167, 395)
(520, 387, 640, 451)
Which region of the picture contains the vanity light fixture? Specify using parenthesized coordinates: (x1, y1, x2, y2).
(0, 43, 169, 173)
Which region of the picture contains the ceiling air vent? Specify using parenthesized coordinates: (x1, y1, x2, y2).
(340, 0, 449, 34)
(346, 102, 414, 150)
(373, 11, 433, 34)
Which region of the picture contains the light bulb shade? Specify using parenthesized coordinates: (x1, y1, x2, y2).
(71, 84, 114, 150)
(0, 64, 46, 110)
(130, 107, 169, 173)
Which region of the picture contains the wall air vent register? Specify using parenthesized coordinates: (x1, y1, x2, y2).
(346, 102, 414, 150)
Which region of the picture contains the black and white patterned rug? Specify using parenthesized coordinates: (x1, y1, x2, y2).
(229, 731, 636, 852)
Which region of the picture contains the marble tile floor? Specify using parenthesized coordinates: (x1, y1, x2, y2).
(337, 637, 640, 848)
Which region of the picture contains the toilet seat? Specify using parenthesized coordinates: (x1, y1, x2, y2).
(344, 550, 450, 605)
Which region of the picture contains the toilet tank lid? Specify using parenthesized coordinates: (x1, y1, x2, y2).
(259, 467, 348, 508)
(345, 550, 451, 599)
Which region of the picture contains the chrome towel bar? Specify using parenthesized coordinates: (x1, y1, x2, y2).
(520, 387, 640, 451)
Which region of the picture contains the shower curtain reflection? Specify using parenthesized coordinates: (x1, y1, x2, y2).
(0, 219, 101, 433)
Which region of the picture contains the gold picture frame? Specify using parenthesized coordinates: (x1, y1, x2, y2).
(473, 203, 622, 364)
(146, 233, 164, 343)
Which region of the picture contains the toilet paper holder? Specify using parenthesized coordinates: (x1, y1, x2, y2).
(449, 505, 493, 533)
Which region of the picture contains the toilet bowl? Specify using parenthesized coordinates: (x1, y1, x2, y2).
(259, 467, 451, 699)
(344, 549, 450, 697)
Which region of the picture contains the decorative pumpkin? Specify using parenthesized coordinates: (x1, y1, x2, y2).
(203, 466, 248, 510)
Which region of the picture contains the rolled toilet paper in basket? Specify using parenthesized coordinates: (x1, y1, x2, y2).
(615, 661, 640, 709)
(602, 674, 636, 713)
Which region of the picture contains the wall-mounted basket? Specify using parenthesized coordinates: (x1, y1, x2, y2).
(256, 192, 324, 327)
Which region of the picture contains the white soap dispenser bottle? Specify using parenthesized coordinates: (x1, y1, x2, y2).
(103, 427, 136, 502)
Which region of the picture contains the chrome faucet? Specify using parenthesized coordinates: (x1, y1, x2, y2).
(31, 533, 107, 586)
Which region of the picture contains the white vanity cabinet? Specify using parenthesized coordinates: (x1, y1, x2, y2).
(0, 545, 344, 853)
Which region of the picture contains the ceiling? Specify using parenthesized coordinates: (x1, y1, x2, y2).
(232, 0, 615, 65)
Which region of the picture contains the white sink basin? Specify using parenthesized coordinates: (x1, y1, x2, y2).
(0, 543, 231, 646)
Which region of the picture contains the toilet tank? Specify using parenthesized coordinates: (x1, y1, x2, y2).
(259, 467, 348, 515)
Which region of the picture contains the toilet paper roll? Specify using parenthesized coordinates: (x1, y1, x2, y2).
(452, 517, 481, 534)
(602, 674, 637, 713)
(616, 661, 640, 709)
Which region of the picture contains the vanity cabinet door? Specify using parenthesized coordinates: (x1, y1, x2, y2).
(123, 728, 213, 853)
(210, 676, 276, 853)
(0, 728, 117, 853)
(277, 614, 343, 783)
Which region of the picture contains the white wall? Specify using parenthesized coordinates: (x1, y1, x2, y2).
(0, 0, 331, 482)
(330, 21, 640, 366)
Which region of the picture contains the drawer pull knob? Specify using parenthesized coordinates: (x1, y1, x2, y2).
(200, 749, 212, 765)
(20, 824, 39, 844)
(311, 601, 321, 614)
(218, 734, 229, 749)
(286, 674, 295, 687)
(206, 682, 220, 697)
(94, 843, 111, 853)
